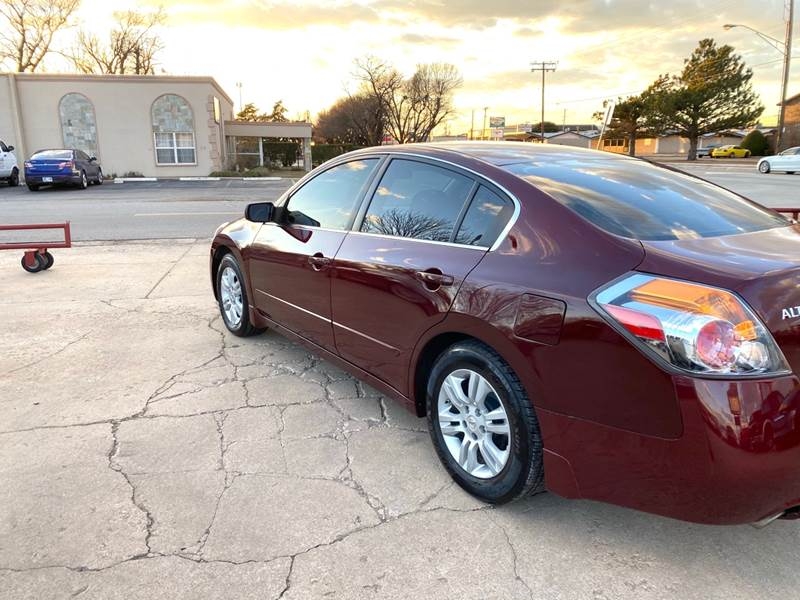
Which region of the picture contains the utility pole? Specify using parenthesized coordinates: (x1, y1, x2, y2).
(531, 61, 557, 143)
(482, 106, 488, 140)
(779, 0, 794, 151)
(236, 82, 243, 114)
(471, 109, 475, 140)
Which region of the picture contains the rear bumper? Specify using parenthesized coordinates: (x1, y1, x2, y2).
(25, 173, 82, 185)
(540, 374, 800, 524)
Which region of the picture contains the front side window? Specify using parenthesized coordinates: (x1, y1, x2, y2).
(361, 159, 473, 242)
(151, 94, 196, 165)
(285, 158, 380, 230)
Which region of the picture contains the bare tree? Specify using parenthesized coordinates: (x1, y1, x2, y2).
(355, 56, 462, 144)
(0, 0, 80, 72)
(315, 93, 384, 145)
(362, 208, 451, 241)
(71, 8, 164, 75)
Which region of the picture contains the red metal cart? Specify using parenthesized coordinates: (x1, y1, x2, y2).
(0, 222, 72, 273)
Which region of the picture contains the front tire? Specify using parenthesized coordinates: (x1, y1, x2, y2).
(215, 253, 263, 337)
(759, 161, 771, 173)
(427, 340, 544, 504)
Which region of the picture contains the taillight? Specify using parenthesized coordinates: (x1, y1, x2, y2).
(593, 273, 789, 376)
(24, 161, 32, 168)
(58, 161, 75, 169)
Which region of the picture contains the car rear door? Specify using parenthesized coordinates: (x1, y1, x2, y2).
(247, 156, 383, 352)
(330, 157, 516, 396)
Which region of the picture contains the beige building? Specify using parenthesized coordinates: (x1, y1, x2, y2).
(0, 73, 313, 178)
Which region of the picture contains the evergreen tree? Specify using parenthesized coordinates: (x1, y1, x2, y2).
(659, 39, 763, 160)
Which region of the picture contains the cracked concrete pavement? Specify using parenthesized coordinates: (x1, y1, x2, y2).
(2, 239, 800, 599)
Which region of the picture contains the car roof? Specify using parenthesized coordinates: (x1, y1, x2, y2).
(349, 141, 639, 168)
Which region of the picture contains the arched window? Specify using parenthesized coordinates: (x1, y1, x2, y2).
(151, 94, 196, 165)
(59, 93, 98, 157)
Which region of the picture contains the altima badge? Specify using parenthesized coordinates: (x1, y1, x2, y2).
(782, 306, 800, 319)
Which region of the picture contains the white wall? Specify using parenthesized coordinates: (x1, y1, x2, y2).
(10, 74, 234, 177)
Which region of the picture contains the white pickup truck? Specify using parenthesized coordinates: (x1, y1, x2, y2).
(0, 140, 20, 186)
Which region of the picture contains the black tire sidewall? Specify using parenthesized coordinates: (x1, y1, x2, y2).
(216, 254, 252, 336)
(427, 343, 538, 504)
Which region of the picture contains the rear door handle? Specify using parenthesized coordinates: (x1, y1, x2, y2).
(308, 253, 332, 271)
(415, 269, 455, 290)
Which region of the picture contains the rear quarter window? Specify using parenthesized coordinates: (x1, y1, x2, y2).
(505, 159, 788, 241)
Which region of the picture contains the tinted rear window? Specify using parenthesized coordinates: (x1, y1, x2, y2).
(31, 150, 72, 159)
(505, 159, 788, 241)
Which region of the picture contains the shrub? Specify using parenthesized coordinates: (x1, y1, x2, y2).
(740, 130, 769, 156)
(311, 143, 363, 166)
(122, 171, 145, 178)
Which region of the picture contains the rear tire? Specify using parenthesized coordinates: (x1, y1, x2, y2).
(94, 169, 103, 185)
(427, 340, 544, 504)
(78, 171, 88, 189)
(215, 253, 264, 337)
(27, 184, 39, 191)
(8, 168, 19, 186)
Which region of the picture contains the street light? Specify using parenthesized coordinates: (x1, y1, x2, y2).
(723, 3, 794, 150)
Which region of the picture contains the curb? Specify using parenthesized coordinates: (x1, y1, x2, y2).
(114, 177, 158, 183)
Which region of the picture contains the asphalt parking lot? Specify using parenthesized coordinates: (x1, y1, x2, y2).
(2, 175, 800, 599)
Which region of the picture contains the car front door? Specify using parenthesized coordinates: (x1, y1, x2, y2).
(330, 157, 516, 396)
(247, 156, 383, 351)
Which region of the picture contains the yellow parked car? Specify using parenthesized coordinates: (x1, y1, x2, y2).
(711, 145, 751, 158)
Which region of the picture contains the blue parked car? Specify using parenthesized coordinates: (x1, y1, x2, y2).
(24, 149, 103, 191)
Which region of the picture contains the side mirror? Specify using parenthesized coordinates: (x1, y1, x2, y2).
(7, 145, 14, 152)
(89, 156, 97, 162)
(245, 202, 276, 223)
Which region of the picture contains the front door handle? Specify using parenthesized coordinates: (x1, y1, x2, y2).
(308, 253, 332, 272)
(415, 269, 455, 290)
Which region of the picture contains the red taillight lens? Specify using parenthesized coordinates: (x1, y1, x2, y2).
(695, 319, 736, 369)
(594, 274, 789, 376)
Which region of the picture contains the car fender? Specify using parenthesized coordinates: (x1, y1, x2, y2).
(210, 219, 263, 303)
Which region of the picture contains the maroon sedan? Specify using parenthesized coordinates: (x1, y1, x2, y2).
(210, 143, 800, 525)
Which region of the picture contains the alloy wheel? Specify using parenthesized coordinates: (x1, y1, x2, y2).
(219, 265, 244, 327)
(437, 368, 511, 479)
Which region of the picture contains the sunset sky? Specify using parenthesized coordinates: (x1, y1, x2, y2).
(65, 1, 796, 133)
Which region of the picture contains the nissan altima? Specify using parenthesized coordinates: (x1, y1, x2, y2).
(210, 142, 800, 525)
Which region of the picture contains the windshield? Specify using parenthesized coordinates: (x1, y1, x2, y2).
(505, 158, 788, 241)
(31, 150, 72, 160)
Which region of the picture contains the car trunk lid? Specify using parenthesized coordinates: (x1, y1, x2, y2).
(28, 158, 73, 174)
(638, 224, 800, 374)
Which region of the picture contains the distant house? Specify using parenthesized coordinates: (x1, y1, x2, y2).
(781, 92, 800, 148)
(544, 131, 595, 148)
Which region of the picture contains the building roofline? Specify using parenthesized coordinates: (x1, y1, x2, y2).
(781, 91, 800, 105)
(2, 72, 234, 105)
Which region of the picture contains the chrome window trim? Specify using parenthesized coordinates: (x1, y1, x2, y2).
(274, 150, 522, 251)
(346, 229, 490, 251)
(353, 151, 521, 252)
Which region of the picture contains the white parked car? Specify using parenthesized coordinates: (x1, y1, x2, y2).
(0, 139, 20, 186)
(758, 147, 800, 174)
